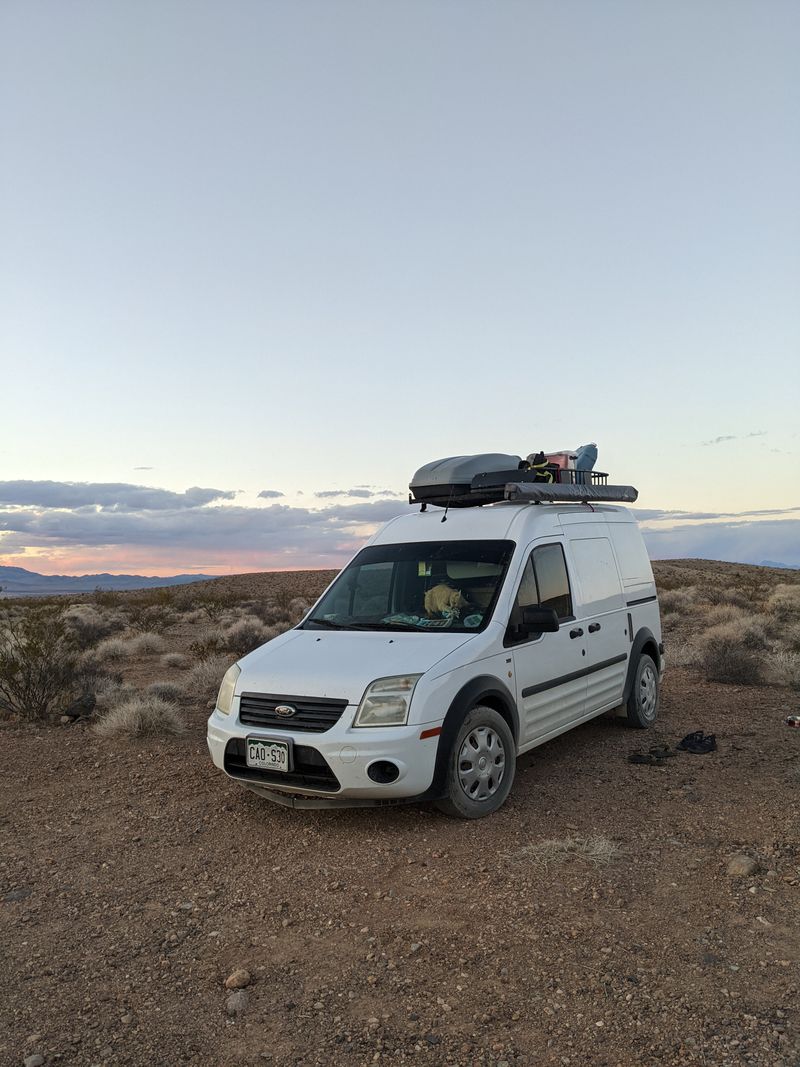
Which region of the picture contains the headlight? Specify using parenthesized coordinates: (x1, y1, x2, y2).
(353, 675, 422, 728)
(215, 663, 241, 716)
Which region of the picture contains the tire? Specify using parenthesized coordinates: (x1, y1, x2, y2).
(625, 654, 660, 729)
(435, 705, 516, 819)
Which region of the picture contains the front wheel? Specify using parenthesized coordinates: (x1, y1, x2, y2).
(435, 706, 516, 819)
(625, 654, 660, 728)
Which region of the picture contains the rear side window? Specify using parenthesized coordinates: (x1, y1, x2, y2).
(570, 537, 624, 612)
(509, 543, 573, 632)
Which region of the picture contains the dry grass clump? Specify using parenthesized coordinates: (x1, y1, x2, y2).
(695, 618, 768, 685)
(697, 604, 748, 628)
(146, 681, 184, 701)
(125, 631, 166, 655)
(763, 651, 800, 691)
(514, 835, 622, 867)
(61, 604, 116, 649)
(766, 584, 800, 619)
(658, 588, 699, 614)
(90, 636, 130, 663)
(161, 652, 189, 669)
(94, 694, 185, 738)
(223, 616, 274, 656)
(183, 654, 235, 698)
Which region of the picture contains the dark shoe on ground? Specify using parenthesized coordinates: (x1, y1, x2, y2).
(677, 731, 717, 754)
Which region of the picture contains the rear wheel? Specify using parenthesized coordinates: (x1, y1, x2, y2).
(435, 706, 516, 819)
(625, 654, 659, 728)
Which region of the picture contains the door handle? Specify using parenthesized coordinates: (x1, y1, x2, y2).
(588, 623, 601, 633)
(569, 628, 584, 639)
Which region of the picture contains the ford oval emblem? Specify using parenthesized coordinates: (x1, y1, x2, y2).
(274, 704, 296, 718)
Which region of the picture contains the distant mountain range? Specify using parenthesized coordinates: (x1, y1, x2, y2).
(0, 565, 216, 597)
(758, 560, 799, 570)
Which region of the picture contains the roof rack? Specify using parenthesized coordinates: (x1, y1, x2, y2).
(410, 465, 637, 508)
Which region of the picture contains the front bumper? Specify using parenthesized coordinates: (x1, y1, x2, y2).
(207, 705, 441, 802)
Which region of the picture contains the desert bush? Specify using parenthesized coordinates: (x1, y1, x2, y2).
(62, 603, 113, 649)
(126, 603, 176, 634)
(92, 587, 123, 609)
(699, 617, 769, 651)
(90, 636, 130, 664)
(126, 631, 166, 655)
(697, 604, 748, 628)
(146, 680, 184, 701)
(766, 584, 800, 619)
(288, 597, 311, 622)
(183, 654, 234, 698)
(658, 588, 699, 614)
(667, 641, 701, 668)
(94, 694, 186, 738)
(702, 586, 753, 609)
(696, 622, 765, 685)
(764, 651, 800, 690)
(224, 616, 272, 656)
(784, 622, 800, 652)
(0, 607, 85, 721)
(161, 652, 189, 669)
(188, 629, 225, 661)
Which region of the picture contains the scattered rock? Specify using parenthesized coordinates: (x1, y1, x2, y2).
(24, 1056, 45, 1067)
(224, 968, 251, 989)
(226, 990, 249, 1017)
(727, 854, 759, 878)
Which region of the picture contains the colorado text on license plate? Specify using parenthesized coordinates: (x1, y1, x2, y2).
(246, 739, 290, 772)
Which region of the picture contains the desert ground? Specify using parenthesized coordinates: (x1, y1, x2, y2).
(1, 561, 799, 1067)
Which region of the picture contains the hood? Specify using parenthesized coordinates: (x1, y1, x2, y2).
(236, 627, 478, 705)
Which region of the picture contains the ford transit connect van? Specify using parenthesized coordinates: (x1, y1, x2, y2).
(207, 466, 663, 819)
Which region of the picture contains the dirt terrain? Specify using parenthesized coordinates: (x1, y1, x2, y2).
(1, 562, 799, 1067)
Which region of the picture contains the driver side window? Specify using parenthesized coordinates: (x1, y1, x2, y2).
(507, 543, 573, 641)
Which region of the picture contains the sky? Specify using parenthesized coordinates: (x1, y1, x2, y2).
(1, 0, 798, 576)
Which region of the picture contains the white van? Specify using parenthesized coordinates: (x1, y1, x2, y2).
(207, 460, 664, 819)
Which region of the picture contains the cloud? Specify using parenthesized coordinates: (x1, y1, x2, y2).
(0, 480, 235, 511)
(634, 505, 800, 523)
(643, 518, 800, 568)
(133, 466, 154, 470)
(700, 431, 766, 446)
(314, 487, 404, 499)
(257, 489, 285, 499)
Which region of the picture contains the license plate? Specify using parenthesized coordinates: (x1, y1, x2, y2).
(246, 738, 290, 772)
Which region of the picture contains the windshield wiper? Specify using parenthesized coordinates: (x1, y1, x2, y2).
(305, 618, 348, 630)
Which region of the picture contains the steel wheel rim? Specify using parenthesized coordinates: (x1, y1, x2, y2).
(638, 663, 658, 720)
(457, 725, 506, 802)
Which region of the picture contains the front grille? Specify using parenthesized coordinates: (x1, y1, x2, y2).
(238, 693, 349, 733)
(224, 738, 340, 791)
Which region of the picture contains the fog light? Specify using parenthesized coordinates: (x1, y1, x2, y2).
(367, 760, 400, 784)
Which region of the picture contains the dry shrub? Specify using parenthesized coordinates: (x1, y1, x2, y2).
(183, 654, 234, 698)
(0, 606, 85, 721)
(146, 681, 184, 701)
(87, 636, 129, 664)
(513, 835, 621, 867)
(289, 597, 311, 623)
(699, 617, 768, 651)
(764, 651, 800, 690)
(96, 680, 138, 709)
(702, 586, 752, 609)
(658, 588, 699, 614)
(696, 620, 766, 685)
(785, 622, 800, 652)
(667, 641, 700, 668)
(188, 629, 225, 661)
(224, 616, 272, 656)
(697, 604, 748, 628)
(127, 603, 176, 634)
(126, 632, 166, 655)
(62, 604, 113, 649)
(766, 585, 800, 619)
(94, 694, 185, 738)
(161, 652, 189, 669)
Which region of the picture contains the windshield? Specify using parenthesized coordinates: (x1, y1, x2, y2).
(303, 540, 515, 633)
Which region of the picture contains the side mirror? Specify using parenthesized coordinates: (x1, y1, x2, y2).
(521, 606, 560, 633)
